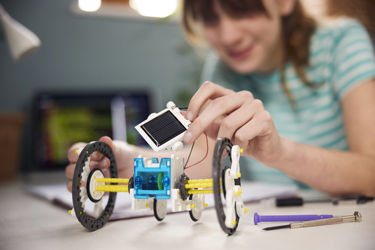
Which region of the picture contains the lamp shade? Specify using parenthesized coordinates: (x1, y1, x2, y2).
(0, 4, 41, 62)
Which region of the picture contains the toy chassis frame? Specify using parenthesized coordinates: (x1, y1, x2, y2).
(70, 138, 248, 235)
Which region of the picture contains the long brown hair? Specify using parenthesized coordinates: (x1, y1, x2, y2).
(326, 0, 375, 33)
(182, 0, 316, 108)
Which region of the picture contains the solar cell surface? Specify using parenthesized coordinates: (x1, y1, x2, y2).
(141, 111, 186, 147)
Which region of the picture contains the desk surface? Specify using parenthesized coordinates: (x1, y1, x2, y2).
(1, 181, 374, 250)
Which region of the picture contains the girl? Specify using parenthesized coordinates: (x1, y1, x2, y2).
(66, 0, 375, 196)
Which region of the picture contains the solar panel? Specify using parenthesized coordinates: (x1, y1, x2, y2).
(141, 111, 186, 146)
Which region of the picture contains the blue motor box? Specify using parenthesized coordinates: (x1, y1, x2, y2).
(133, 157, 171, 200)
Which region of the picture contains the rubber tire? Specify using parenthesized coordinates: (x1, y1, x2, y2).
(72, 141, 118, 231)
(153, 199, 167, 221)
(212, 138, 240, 235)
(188, 194, 202, 222)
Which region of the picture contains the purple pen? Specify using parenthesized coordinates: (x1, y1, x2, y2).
(254, 213, 334, 225)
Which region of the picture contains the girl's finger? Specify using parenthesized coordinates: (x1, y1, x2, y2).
(65, 163, 76, 179)
(68, 138, 113, 163)
(217, 98, 262, 140)
(67, 180, 72, 193)
(184, 91, 253, 144)
(180, 110, 188, 119)
(99, 136, 114, 150)
(89, 157, 111, 170)
(67, 142, 88, 162)
(187, 81, 234, 122)
(204, 118, 222, 139)
(233, 110, 274, 147)
(65, 156, 110, 180)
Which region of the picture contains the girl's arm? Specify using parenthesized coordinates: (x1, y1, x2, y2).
(183, 80, 375, 197)
(272, 79, 375, 197)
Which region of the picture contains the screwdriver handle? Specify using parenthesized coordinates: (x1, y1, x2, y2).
(254, 213, 333, 225)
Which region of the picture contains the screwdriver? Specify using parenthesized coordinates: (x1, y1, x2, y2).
(263, 211, 362, 231)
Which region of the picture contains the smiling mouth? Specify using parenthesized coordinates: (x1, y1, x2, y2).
(228, 46, 253, 60)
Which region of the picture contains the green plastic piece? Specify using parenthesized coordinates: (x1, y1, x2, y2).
(157, 172, 164, 190)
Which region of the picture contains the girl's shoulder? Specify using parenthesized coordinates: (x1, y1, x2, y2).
(310, 18, 375, 100)
(316, 18, 365, 31)
(309, 17, 374, 69)
(313, 18, 371, 46)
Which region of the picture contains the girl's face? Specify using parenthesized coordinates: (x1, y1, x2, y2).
(202, 0, 290, 75)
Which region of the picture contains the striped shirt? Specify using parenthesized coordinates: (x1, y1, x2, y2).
(201, 19, 375, 187)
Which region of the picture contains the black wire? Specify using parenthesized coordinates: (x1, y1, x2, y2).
(179, 105, 192, 168)
(184, 142, 195, 169)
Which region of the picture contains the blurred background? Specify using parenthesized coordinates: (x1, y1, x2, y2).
(0, 0, 206, 181)
(0, 0, 374, 182)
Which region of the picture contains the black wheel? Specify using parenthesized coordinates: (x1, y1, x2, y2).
(213, 138, 240, 235)
(72, 141, 118, 231)
(188, 194, 203, 222)
(153, 199, 167, 221)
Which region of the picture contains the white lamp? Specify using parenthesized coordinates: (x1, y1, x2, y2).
(130, 0, 178, 18)
(0, 3, 41, 62)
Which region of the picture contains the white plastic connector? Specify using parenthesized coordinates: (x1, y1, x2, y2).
(172, 141, 183, 152)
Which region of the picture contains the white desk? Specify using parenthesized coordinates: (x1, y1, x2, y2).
(1, 181, 374, 250)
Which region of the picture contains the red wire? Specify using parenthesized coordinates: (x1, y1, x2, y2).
(185, 131, 208, 169)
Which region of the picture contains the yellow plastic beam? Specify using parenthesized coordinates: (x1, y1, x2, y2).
(185, 178, 223, 184)
(185, 183, 214, 189)
(185, 179, 213, 184)
(97, 178, 129, 183)
(95, 185, 128, 192)
(187, 189, 223, 194)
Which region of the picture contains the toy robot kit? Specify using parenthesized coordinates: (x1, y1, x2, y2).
(69, 102, 247, 235)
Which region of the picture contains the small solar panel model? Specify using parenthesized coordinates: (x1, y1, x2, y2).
(135, 101, 191, 152)
(69, 101, 248, 235)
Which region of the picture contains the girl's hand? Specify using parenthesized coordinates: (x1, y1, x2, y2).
(183, 81, 283, 165)
(65, 136, 135, 192)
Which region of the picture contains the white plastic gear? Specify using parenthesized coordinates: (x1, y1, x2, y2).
(224, 168, 233, 193)
(224, 164, 238, 228)
(80, 187, 88, 210)
(236, 201, 245, 218)
(225, 188, 236, 228)
(230, 145, 241, 178)
(94, 198, 104, 219)
(81, 156, 91, 182)
(70, 208, 76, 218)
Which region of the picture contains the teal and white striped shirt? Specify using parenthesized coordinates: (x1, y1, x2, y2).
(202, 19, 375, 187)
